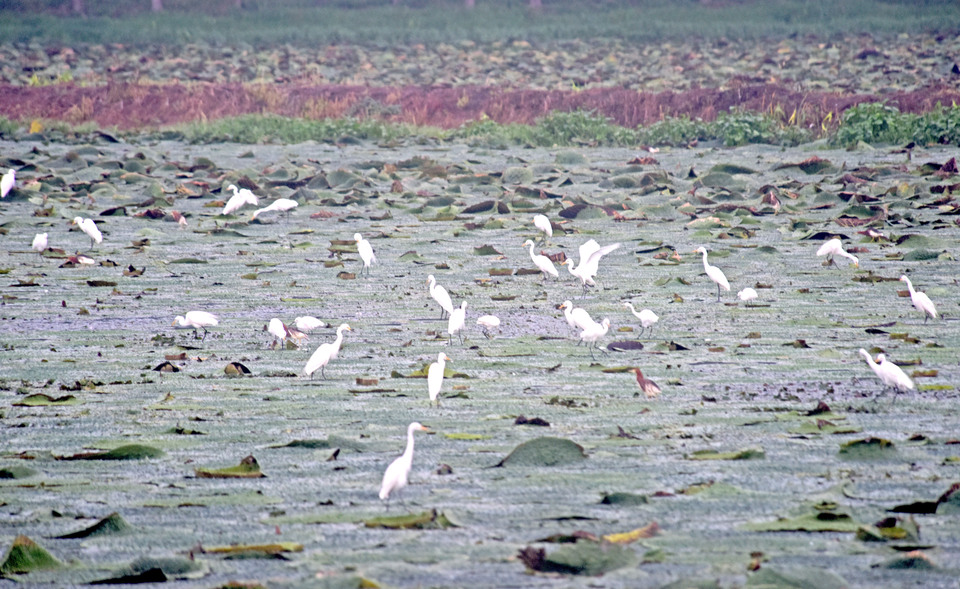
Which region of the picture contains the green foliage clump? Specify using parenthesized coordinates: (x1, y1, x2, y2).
(0, 116, 19, 138)
(528, 110, 637, 147)
(180, 113, 436, 144)
(833, 101, 960, 147)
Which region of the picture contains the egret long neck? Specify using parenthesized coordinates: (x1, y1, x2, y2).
(700, 250, 710, 270)
(403, 427, 417, 459)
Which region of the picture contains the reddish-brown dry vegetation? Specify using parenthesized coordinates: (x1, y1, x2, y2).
(3, 81, 959, 130)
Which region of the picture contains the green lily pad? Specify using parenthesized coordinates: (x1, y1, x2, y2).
(12, 393, 79, 407)
(195, 455, 264, 478)
(518, 539, 637, 576)
(687, 447, 765, 460)
(364, 509, 458, 530)
(0, 466, 37, 479)
(56, 512, 132, 539)
(838, 437, 896, 459)
(57, 444, 165, 461)
(0, 535, 62, 575)
(743, 509, 860, 533)
(496, 437, 587, 467)
(747, 566, 849, 588)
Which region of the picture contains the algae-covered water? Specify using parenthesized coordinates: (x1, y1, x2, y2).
(0, 137, 958, 587)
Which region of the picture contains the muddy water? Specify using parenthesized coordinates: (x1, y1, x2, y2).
(0, 138, 958, 587)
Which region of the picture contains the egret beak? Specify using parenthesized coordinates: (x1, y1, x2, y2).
(444, 354, 452, 362)
(170, 319, 177, 326)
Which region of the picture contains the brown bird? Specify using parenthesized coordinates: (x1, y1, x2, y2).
(629, 368, 661, 399)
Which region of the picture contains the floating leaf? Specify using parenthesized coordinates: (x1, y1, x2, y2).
(57, 444, 164, 461)
(195, 455, 264, 479)
(496, 437, 586, 467)
(13, 393, 79, 406)
(687, 447, 765, 461)
(743, 508, 860, 533)
(56, 512, 132, 539)
(364, 509, 457, 530)
(518, 539, 636, 576)
(747, 566, 849, 588)
(839, 437, 896, 459)
(0, 466, 37, 479)
(602, 522, 659, 544)
(204, 542, 303, 555)
(473, 244, 502, 256)
(599, 492, 649, 506)
(0, 535, 62, 574)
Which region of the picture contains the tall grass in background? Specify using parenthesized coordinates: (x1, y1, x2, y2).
(1, 0, 957, 46)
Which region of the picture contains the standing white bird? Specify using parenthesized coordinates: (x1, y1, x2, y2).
(737, 287, 758, 302)
(72, 217, 103, 249)
(354, 233, 376, 276)
(816, 238, 859, 269)
(694, 246, 730, 302)
(622, 302, 658, 337)
(32, 233, 48, 257)
(266, 318, 306, 350)
(251, 198, 298, 220)
(448, 301, 467, 345)
(476, 315, 501, 338)
(1, 168, 15, 198)
(899, 275, 937, 323)
(294, 316, 326, 332)
(379, 421, 431, 503)
(427, 353, 451, 406)
(221, 184, 258, 216)
(172, 311, 219, 341)
(858, 348, 915, 394)
(580, 318, 611, 359)
(560, 300, 594, 340)
(522, 239, 559, 280)
(304, 323, 351, 379)
(533, 213, 553, 241)
(563, 239, 621, 295)
(427, 275, 454, 319)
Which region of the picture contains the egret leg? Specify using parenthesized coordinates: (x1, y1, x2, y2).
(201, 327, 208, 342)
(320, 366, 326, 380)
(716, 284, 721, 302)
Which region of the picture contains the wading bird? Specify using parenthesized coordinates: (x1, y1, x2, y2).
(622, 302, 658, 337)
(304, 323, 351, 379)
(694, 246, 730, 302)
(816, 238, 859, 269)
(629, 367, 661, 398)
(560, 300, 594, 341)
(580, 318, 611, 359)
(737, 287, 758, 302)
(858, 348, 914, 395)
(476, 315, 501, 338)
(172, 311, 219, 341)
(379, 422, 431, 504)
(251, 198, 298, 220)
(533, 213, 553, 242)
(426, 274, 454, 319)
(563, 239, 620, 295)
(899, 275, 937, 323)
(266, 318, 306, 350)
(32, 233, 47, 257)
(72, 217, 103, 249)
(354, 233, 376, 276)
(448, 301, 467, 345)
(222, 184, 258, 216)
(522, 239, 559, 280)
(427, 353, 451, 406)
(1, 168, 15, 198)
(294, 316, 326, 332)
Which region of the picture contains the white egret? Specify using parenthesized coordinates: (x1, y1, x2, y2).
(622, 302, 658, 337)
(427, 275, 454, 319)
(560, 300, 594, 343)
(427, 353, 451, 406)
(304, 323, 351, 379)
(694, 246, 730, 302)
(579, 317, 611, 359)
(354, 233, 376, 276)
(1, 168, 14, 198)
(563, 239, 620, 295)
(629, 367, 661, 399)
(222, 184, 258, 216)
(522, 239, 559, 280)
(266, 318, 306, 350)
(32, 233, 48, 257)
(899, 275, 937, 323)
(72, 217, 103, 249)
(172, 311, 219, 341)
(379, 421, 431, 503)
(858, 348, 914, 394)
(816, 238, 858, 269)
(533, 213, 553, 241)
(294, 316, 326, 332)
(251, 198, 298, 220)
(737, 287, 758, 302)
(447, 301, 467, 345)
(476, 315, 501, 338)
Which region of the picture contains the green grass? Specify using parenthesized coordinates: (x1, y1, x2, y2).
(7, 102, 960, 147)
(1, 0, 957, 46)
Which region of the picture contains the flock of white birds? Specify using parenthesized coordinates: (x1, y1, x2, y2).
(11, 171, 941, 505)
